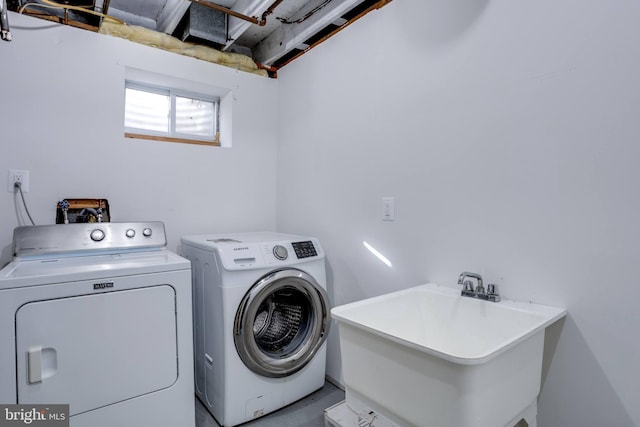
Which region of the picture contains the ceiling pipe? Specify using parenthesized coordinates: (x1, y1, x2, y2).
(189, 0, 283, 27)
(259, 0, 284, 23)
(1, 0, 12, 41)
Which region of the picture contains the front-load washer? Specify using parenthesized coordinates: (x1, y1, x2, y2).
(0, 222, 195, 427)
(180, 232, 330, 427)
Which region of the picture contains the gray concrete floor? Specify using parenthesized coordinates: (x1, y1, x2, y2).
(195, 381, 345, 427)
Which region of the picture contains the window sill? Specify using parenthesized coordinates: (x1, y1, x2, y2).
(125, 132, 220, 146)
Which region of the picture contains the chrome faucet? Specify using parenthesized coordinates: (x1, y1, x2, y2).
(457, 271, 500, 302)
(458, 272, 483, 292)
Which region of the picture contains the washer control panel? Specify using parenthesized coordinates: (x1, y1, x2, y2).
(291, 241, 317, 259)
(13, 222, 167, 259)
(185, 233, 325, 271)
(88, 224, 155, 243)
(259, 239, 322, 265)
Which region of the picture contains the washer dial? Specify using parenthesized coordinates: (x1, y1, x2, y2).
(90, 229, 105, 242)
(272, 245, 288, 260)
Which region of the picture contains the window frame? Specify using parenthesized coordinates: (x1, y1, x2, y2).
(124, 80, 221, 146)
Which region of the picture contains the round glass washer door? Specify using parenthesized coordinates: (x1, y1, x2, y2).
(233, 268, 330, 378)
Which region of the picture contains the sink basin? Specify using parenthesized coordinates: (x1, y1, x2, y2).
(331, 283, 566, 427)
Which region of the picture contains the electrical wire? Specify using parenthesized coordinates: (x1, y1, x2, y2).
(19, 0, 125, 24)
(15, 182, 36, 226)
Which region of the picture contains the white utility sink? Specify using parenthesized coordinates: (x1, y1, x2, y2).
(331, 283, 566, 427)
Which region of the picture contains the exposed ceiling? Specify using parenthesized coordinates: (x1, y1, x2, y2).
(7, 0, 391, 76)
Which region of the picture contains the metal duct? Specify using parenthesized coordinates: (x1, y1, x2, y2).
(175, 2, 226, 47)
(189, 0, 284, 27)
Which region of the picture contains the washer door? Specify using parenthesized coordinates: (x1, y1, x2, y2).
(234, 268, 330, 378)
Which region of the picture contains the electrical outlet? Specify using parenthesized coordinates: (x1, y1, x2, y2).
(7, 169, 30, 193)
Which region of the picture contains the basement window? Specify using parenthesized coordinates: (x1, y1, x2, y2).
(125, 81, 220, 146)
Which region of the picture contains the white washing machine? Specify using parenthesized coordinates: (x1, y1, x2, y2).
(0, 222, 195, 427)
(180, 232, 330, 427)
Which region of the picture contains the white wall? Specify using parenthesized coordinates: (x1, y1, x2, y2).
(277, 1, 640, 426)
(0, 13, 278, 265)
(3, 3, 640, 425)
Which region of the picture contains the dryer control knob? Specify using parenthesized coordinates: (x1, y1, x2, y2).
(125, 229, 135, 238)
(273, 245, 288, 260)
(90, 229, 105, 242)
(142, 228, 152, 237)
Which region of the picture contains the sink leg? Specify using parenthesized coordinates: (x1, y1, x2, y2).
(506, 400, 537, 427)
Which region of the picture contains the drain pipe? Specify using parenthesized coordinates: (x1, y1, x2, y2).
(0, 0, 11, 41)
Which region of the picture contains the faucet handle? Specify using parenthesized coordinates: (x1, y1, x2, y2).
(462, 280, 475, 292)
(487, 284, 501, 302)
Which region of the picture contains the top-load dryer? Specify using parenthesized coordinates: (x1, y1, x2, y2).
(180, 232, 330, 427)
(0, 222, 195, 427)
